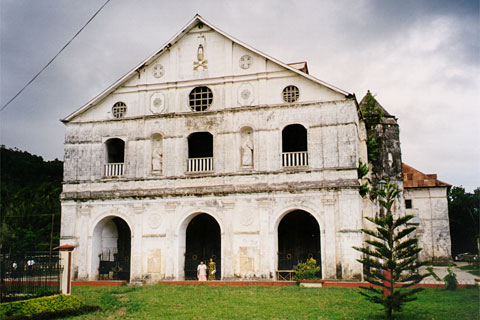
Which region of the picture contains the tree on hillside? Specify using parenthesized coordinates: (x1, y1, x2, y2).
(448, 186, 480, 257)
(353, 180, 428, 319)
(0, 146, 63, 255)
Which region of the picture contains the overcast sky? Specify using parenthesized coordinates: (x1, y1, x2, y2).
(1, 0, 478, 191)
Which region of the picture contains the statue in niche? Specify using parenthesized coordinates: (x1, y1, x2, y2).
(193, 44, 208, 71)
(152, 139, 163, 172)
(241, 129, 254, 167)
(197, 44, 204, 61)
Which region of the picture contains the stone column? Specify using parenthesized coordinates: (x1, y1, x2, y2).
(322, 197, 336, 279)
(131, 203, 144, 282)
(78, 206, 90, 280)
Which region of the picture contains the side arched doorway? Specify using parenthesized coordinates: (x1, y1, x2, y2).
(277, 210, 321, 275)
(92, 216, 131, 281)
(184, 214, 221, 280)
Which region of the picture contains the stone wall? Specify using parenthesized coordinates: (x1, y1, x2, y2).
(404, 187, 452, 264)
(61, 188, 364, 282)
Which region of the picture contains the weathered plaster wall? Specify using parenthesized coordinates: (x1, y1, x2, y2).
(404, 187, 451, 264)
(63, 100, 359, 183)
(60, 189, 364, 282)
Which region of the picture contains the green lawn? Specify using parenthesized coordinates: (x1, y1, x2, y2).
(458, 264, 480, 277)
(67, 284, 479, 320)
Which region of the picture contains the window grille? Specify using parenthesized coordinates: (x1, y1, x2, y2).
(112, 102, 127, 118)
(189, 86, 213, 111)
(282, 85, 299, 103)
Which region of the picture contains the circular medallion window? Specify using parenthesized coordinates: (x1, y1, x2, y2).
(282, 85, 299, 103)
(239, 54, 253, 69)
(112, 102, 127, 118)
(189, 86, 213, 111)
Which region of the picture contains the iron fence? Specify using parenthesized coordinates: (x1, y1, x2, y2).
(0, 252, 62, 302)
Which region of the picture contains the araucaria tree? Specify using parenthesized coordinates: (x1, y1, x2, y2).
(353, 180, 428, 319)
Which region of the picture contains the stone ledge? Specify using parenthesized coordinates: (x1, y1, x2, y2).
(61, 179, 360, 201)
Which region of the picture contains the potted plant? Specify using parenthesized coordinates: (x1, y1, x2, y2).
(295, 258, 323, 287)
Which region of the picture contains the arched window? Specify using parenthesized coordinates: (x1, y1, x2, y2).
(187, 132, 213, 172)
(282, 124, 308, 167)
(104, 138, 125, 177)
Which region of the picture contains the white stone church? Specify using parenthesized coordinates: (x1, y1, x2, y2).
(60, 15, 451, 282)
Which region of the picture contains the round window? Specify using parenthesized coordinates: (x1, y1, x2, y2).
(112, 102, 127, 118)
(282, 85, 299, 103)
(189, 86, 213, 111)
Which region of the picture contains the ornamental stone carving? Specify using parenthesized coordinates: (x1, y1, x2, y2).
(150, 93, 166, 114)
(238, 83, 254, 106)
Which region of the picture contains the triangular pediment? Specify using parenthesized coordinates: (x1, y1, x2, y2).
(63, 15, 350, 123)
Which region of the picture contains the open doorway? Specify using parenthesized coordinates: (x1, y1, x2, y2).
(277, 210, 321, 275)
(92, 216, 131, 281)
(184, 214, 221, 280)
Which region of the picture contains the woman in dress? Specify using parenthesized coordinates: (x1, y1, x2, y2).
(197, 261, 207, 281)
(208, 258, 216, 280)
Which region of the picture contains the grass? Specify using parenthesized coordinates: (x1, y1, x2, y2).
(66, 285, 479, 320)
(458, 264, 480, 277)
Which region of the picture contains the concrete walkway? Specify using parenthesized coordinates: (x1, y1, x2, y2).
(420, 263, 479, 285)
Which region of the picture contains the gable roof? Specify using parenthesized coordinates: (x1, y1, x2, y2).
(402, 163, 451, 188)
(62, 14, 351, 123)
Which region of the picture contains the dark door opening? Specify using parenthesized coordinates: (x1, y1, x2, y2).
(278, 210, 321, 274)
(184, 214, 221, 280)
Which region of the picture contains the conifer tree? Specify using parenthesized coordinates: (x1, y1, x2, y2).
(353, 180, 428, 319)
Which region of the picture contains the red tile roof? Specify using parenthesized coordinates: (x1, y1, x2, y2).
(287, 61, 309, 74)
(402, 163, 451, 188)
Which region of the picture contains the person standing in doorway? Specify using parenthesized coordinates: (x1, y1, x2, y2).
(197, 261, 207, 281)
(208, 258, 216, 280)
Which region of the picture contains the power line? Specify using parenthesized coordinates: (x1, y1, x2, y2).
(0, 0, 111, 112)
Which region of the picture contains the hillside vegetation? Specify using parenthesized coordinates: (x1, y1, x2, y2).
(0, 146, 63, 255)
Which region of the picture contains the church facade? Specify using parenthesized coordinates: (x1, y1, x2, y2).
(60, 15, 451, 282)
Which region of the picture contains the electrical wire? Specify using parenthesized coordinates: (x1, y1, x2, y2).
(0, 0, 111, 112)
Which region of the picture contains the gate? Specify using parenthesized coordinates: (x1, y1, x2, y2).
(184, 248, 221, 280)
(278, 249, 321, 270)
(0, 252, 62, 302)
(98, 250, 130, 281)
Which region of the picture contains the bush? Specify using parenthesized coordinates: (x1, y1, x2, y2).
(294, 258, 321, 280)
(443, 266, 458, 290)
(0, 294, 83, 318)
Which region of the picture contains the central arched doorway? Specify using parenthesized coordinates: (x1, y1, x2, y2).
(277, 210, 321, 275)
(92, 216, 131, 281)
(184, 214, 221, 280)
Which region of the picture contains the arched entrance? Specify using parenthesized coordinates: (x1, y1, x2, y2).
(92, 216, 131, 281)
(277, 210, 321, 274)
(184, 214, 221, 280)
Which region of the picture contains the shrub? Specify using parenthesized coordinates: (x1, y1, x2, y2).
(0, 294, 83, 318)
(294, 258, 321, 280)
(443, 266, 458, 290)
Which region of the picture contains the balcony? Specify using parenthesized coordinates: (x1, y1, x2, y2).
(187, 157, 213, 173)
(104, 163, 124, 177)
(282, 151, 308, 168)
